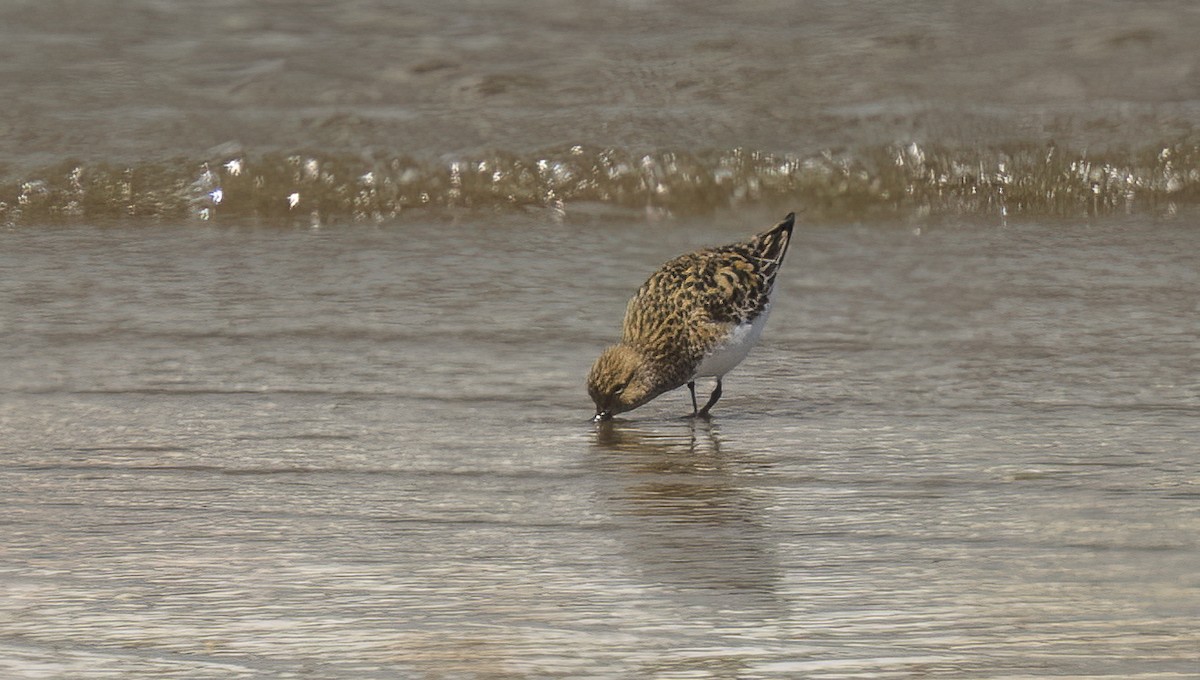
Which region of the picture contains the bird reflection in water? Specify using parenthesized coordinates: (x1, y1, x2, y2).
(590, 419, 787, 614)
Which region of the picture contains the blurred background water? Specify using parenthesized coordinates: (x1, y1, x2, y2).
(2, 0, 1199, 223)
(2, 1, 1199, 678)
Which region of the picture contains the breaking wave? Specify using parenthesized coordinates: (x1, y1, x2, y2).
(3, 141, 1198, 225)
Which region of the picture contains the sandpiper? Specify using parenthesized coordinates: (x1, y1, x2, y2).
(588, 212, 795, 421)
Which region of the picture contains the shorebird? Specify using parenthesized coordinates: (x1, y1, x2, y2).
(588, 212, 795, 421)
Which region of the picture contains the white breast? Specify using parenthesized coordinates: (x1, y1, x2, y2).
(693, 305, 771, 379)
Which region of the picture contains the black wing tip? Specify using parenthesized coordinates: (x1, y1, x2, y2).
(764, 212, 795, 239)
(748, 211, 795, 264)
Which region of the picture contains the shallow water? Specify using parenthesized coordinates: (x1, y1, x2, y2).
(3, 0, 1200, 675)
(2, 214, 1198, 677)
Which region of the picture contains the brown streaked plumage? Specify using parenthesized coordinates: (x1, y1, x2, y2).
(588, 212, 795, 420)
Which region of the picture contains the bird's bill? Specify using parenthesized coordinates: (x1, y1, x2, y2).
(592, 411, 613, 423)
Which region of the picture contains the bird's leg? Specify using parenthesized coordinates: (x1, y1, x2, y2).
(687, 381, 698, 416)
(697, 378, 722, 418)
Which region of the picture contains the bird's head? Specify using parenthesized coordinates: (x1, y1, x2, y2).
(587, 344, 660, 421)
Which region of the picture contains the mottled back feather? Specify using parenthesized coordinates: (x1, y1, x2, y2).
(619, 213, 795, 387)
